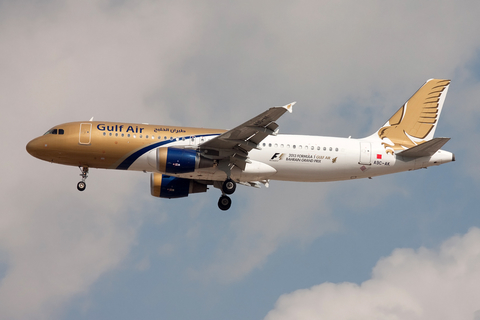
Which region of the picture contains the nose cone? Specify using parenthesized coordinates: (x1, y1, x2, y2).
(26, 137, 43, 158)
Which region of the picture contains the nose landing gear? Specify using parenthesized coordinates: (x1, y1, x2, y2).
(77, 166, 89, 191)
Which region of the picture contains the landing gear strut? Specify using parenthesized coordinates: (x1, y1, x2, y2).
(217, 178, 236, 210)
(77, 166, 89, 191)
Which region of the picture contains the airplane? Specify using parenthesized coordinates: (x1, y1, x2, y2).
(26, 79, 455, 210)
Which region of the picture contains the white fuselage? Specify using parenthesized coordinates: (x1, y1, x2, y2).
(130, 133, 454, 183)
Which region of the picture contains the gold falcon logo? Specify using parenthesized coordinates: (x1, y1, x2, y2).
(378, 79, 450, 155)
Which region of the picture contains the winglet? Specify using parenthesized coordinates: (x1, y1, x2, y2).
(282, 102, 295, 113)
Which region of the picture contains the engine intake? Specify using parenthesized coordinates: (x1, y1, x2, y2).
(151, 173, 208, 198)
(154, 147, 214, 174)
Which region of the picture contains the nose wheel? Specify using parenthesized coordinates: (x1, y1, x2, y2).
(218, 195, 232, 211)
(77, 166, 89, 191)
(77, 181, 86, 191)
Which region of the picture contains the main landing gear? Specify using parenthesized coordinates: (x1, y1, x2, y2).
(217, 178, 236, 211)
(77, 166, 89, 191)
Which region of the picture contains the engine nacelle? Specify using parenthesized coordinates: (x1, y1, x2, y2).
(150, 173, 208, 199)
(153, 147, 214, 174)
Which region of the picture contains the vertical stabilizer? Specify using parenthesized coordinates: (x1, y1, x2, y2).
(376, 79, 450, 155)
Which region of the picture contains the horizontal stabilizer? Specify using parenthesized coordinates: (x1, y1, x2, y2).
(397, 137, 450, 158)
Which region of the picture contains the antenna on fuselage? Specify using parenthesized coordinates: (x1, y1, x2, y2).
(89, 117, 94, 121)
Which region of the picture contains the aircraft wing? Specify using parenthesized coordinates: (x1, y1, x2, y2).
(198, 102, 294, 169)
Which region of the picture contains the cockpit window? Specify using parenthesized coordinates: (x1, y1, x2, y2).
(43, 128, 64, 135)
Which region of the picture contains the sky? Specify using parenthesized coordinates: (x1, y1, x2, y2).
(1, 1, 480, 319)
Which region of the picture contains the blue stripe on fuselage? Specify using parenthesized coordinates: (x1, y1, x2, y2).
(116, 134, 220, 170)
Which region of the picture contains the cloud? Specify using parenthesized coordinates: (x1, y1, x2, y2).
(265, 227, 480, 320)
(200, 183, 340, 283)
(0, 0, 201, 319)
(169, 1, 480, 286)
(1, 0, 480, 319)
(0, 167, 141, 320)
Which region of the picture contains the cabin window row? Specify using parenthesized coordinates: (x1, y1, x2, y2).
(102, 132, 206, 142)
(262, 142, 339, 152)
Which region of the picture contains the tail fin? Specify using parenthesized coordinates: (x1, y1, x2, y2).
(376, 79, 450, 155)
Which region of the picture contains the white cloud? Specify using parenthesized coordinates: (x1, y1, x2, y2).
(265, 227, 480, 320)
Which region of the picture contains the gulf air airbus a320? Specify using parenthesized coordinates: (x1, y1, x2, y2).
(27, 79, 454, 210)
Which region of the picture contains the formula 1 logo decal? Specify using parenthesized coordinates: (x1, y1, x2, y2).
(270, 153, 284, 161)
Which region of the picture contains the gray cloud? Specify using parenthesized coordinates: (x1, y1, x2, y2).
(199, 183, 339, 283)
(1, 0, 480, 319)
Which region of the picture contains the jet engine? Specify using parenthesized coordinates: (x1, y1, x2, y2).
(152, 147, 214, 174)
(150, 173, 207, 199)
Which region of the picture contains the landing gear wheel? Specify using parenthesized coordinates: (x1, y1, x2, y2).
(77, 181, 86, 191)
(222, 178, 236, 195)
(218, 195, 232, 211)
(77, 166, 89, 192)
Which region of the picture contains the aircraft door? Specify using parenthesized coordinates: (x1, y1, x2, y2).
(359, 142, 371, 165)
(79, 123, 92, 145)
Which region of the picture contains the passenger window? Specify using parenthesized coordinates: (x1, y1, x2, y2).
(109, 133, 112, 136)
(269, 143, 272, 147)
(329, 147, 332, 151)
(311, 146, 314, 150)
(128, 134, 131, 137)
(317, 146, 320, 150)
(280, 144, 284, 148)
(293, 145, 296, 149)
(274, 143, 278, 148)
(335, 148, 339, 152)
(103, 132, 106, 136)
(299, 145, 302, 150)
(115, 133, 118, 137)
(146, 135, 149, 139)
(323, 147, 326, 151)
(286, 144, 290, 148)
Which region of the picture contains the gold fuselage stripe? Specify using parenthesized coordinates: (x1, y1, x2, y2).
(29, 121, 225, 170)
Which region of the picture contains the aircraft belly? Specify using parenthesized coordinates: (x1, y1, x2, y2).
(169, 162, 277, 182)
